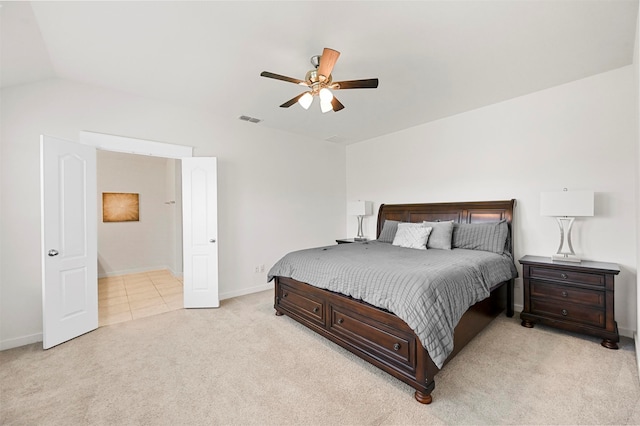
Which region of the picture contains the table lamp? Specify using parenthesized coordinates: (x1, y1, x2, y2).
(540, 189, 594, 263)
(348, 201, 373, 241)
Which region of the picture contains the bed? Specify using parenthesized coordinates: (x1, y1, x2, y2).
(269, 200, 516, 404)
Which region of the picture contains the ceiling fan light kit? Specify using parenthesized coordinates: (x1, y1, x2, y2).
(260, 47, 379, 113)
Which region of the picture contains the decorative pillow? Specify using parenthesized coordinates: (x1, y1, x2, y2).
(377, 220, 400, 243)
(452, 220, 509, 254)
(422, 221, 454, 250)
(392, 223, 433, 250)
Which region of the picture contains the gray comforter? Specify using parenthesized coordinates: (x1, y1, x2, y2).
(268, 241, 517, 368)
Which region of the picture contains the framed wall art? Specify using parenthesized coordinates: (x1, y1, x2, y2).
(102, 192, 139, 222)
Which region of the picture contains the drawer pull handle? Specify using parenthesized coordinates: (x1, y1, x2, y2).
(283, 293, 288, 298)
(561, 309, 568, 316)
(393, 343, 401, 351)
(337, 318, 344, 324)
(562, 291, 568, 297)
(313, 306, 319, 313)
(560, 273, 568, 279)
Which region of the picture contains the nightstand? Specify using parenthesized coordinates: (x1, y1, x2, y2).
(336, 238, 368, 244)
(519, 255, 620, 349)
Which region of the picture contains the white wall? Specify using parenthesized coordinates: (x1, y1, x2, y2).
(97, 150, 178, 277)
(346, 66, 637, 336)
(634, 4, 640, 375)
(0, 78, 346, 349)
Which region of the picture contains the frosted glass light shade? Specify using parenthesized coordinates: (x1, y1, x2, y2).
(540, 190, 594, 217)
(319, 88, 334, 102)
(320, 100, 333, 113)
(348, 201, 373, 216)
(298, 92, 313, 109)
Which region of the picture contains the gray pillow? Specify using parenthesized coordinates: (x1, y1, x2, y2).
(377, 220, 399, 243)
(422, 221, 454, 250)
(392, 223, 432, 250)
(452, 220, 509, 254)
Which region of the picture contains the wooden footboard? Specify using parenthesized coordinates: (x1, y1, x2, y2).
(274, 275, 511, 403)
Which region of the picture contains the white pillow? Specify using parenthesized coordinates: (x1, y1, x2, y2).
(392, 223, 433, 250)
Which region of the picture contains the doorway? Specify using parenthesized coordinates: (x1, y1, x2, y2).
(41, 132, 219, 349)
(96, 150, 183, 326)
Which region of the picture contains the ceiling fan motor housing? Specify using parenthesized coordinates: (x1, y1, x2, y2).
(304, 69, 332, 94)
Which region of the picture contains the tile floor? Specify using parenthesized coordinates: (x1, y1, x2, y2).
(98, 269, 183, 327)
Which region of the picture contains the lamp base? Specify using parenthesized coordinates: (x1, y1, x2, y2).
(551, 217, 582, 263)
(355, 215, 366, 241)
(551, 254, 582, 263)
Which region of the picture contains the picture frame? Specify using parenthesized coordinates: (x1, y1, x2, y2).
(102, 192, 139, 222)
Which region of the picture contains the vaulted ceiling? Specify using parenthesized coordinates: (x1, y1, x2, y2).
(1, 1, 637, 144)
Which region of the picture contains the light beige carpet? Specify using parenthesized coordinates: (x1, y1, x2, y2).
(1, 290, 639, 425)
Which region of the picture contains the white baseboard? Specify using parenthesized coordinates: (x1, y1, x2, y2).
(98, 265, 181, 279)
(514, 303, 523, 314)
(619, 326, 636, 339)
(220, 282, 274, 301)
(0, 332, 42, 351)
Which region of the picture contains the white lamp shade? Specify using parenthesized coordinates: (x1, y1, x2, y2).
(540, 190, 594, 217)
(348, 200, 373, 216)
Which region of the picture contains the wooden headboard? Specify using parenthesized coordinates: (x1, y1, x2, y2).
(376, 199, 516, 253)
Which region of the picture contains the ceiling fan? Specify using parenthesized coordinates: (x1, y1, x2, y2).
(260, 47, 379, 113)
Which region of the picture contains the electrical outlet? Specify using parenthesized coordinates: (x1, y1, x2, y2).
(259, 264, 265, 273)
(254, 266, 260, 273)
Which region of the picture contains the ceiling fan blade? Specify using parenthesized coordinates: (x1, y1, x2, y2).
(333, 78, 379, 90)
(279, 93, 306, 108)
(331, 96, 345, 112)
(317, 48, 340, 80)
(260, 71, 307, 85)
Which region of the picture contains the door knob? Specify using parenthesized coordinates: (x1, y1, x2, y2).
(209, 239, 216, 243)
(48, 249, 59, 257)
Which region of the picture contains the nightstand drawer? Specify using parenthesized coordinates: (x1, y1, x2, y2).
(530, 298, 605, 328)
(529, 266, 604, 287)
(530, 281, 604, 308)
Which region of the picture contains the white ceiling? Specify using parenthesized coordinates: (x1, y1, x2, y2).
(1, 1, 637, 144)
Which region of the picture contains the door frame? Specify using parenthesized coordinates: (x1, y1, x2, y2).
(79, 131, 193, 159)
(78, 132, 194, 294)
(79, 131, 194, 289)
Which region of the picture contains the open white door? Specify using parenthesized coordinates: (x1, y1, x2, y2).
(41, 135, 98, 349)
(182, 157, 219, 308)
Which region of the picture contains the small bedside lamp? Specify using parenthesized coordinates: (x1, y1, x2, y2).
(540, 189, 594, 263)
(348, 200, 373, 241)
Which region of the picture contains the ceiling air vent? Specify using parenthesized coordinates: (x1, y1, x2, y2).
(239, 115, 262, 124)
